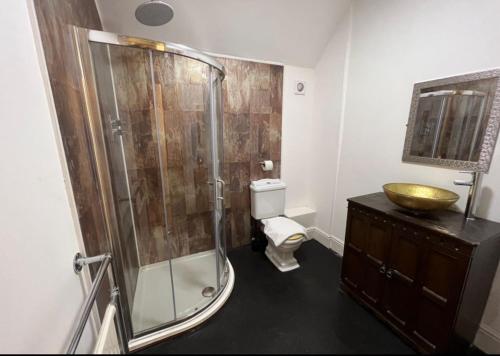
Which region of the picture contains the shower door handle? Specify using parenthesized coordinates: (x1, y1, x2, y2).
(217, 178, 225, 186)
(216, 179, 225, 202)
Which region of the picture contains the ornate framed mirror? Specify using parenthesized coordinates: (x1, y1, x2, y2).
(402, 69, 500, 172)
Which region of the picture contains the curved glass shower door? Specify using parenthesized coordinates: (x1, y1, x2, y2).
(86, 32, 228, 337)
(212, 70, 228, 288)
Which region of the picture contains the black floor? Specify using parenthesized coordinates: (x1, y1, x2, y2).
(139, 241, 415, 354)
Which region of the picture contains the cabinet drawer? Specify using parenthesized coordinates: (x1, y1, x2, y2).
(424, 233, 473, 257)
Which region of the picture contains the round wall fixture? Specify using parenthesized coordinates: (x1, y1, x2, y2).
(295, 81, 306, 95)
(135, 1, 174, 26)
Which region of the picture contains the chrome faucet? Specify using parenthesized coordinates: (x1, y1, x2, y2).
(453, 171, 482, 220)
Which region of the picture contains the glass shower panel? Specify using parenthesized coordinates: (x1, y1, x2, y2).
(86, 31, 229, 341)
(89, 42, 176, 335)
(88, 42, 140, 316)
(213, 69, 228, 288)
(151, 51, 219, 319)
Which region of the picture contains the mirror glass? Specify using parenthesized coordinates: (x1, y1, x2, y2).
(403, 70, 500, 172)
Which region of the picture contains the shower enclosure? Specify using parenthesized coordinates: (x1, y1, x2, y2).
(73, 27, 233, 349)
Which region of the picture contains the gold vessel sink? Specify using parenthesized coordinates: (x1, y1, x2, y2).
(383, 183, 459, 211)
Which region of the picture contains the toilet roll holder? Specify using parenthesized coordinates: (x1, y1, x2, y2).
(260, 160, 274, 171)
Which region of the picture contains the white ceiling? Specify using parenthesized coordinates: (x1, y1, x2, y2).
(96, 0, 350, 68)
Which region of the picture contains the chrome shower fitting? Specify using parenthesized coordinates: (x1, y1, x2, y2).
(135, 1, 174, 26)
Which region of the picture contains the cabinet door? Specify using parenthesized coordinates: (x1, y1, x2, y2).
(360, 214, 393, 308)
(412, 237, 470, 353)
(341, 207, 368, 292)
(382, 225, 422, 332)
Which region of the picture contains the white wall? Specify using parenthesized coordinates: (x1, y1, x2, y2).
(332, 0, 500, 241)
(309, 10, 351, 234)
(281, 66, 315, 210)
(0, 1, 95, 353)
(97, 0, 350, 68)
(209, 54, 317, 213)
(310, 0, 500, 351)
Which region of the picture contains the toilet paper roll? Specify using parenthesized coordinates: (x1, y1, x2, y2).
(261, 160, 274, 171)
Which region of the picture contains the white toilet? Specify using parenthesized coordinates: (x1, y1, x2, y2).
(250, 179, 307, 272)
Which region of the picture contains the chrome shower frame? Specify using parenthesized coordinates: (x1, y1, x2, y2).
(87, 29, 225, 77)
(72, 26, 233, 351)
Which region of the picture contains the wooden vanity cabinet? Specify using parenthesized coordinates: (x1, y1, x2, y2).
(340, 193, 500, 354)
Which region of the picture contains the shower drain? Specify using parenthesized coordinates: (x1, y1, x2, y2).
(202, 286, 216, 298)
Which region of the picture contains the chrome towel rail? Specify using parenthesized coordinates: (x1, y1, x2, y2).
(67, 253, 128, 354)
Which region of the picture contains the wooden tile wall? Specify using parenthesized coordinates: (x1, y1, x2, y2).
(218, 58, 283, 250)
(100, 53, 284, 264)
(33, 0, 138, 313)
(34, 1, 284, 270)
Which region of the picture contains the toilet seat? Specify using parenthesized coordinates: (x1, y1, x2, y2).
(283, 234, 305, 244)
(287, 233, 304, 241)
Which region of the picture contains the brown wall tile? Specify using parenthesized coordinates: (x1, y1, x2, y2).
(217, 57, 283, 248)
(35, 0, 284, 269)
(33, 0, 141, 317)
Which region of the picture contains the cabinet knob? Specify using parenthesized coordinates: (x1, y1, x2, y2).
(379, 265, 386, 274)
(386, 269, 393, 279)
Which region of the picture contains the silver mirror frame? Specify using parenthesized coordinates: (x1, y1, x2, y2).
(402, 68, 500, 173)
